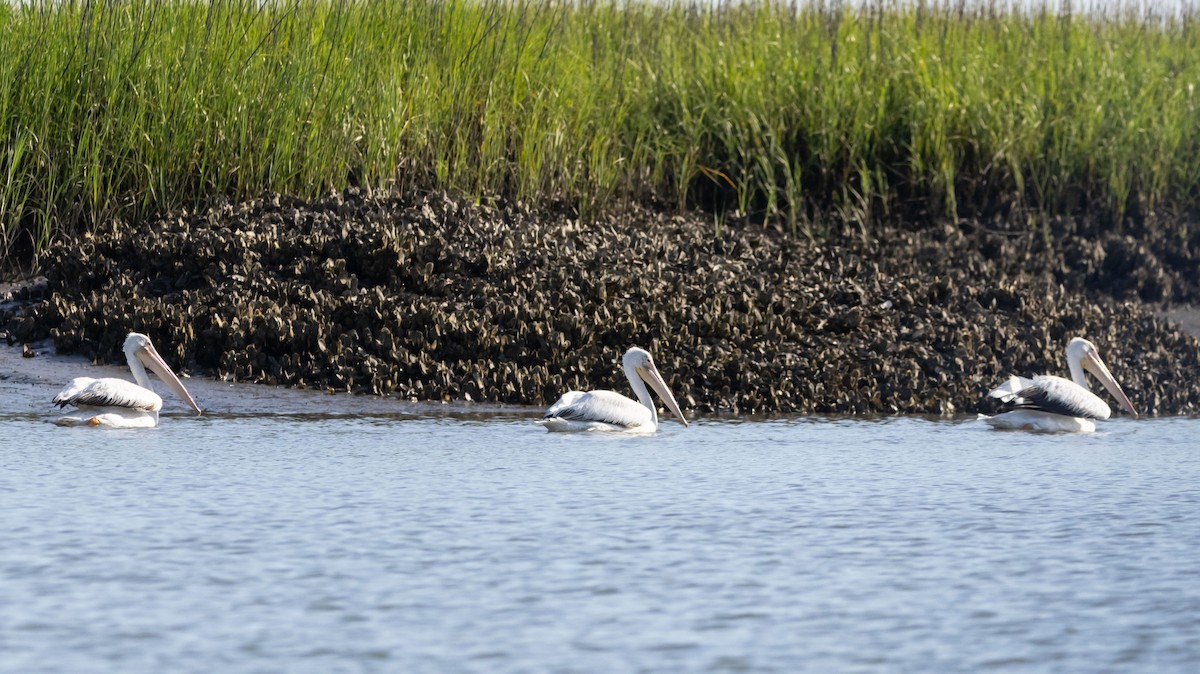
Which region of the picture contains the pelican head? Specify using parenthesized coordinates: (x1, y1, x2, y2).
(124, 333, 202, 415)
(622, 347, 688, 428)
(1067, 337, 1138, 419)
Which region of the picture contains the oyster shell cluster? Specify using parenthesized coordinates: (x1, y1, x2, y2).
(4, 189, 1198, 416)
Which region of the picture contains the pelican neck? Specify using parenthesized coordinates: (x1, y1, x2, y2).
(1066, 349, 1089, 391)
(126, 349, 152, 389)
(624, 361, 658, 429)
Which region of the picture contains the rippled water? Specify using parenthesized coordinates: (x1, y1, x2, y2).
(3, 356, 1200, 673)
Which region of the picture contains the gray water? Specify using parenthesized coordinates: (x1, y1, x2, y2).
(2, 357, 1200, 673)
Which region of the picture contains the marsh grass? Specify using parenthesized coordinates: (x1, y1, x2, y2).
(1, 0, 1199, 263)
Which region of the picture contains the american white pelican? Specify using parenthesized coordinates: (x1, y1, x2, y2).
(52, 332, 202, 428)
(539, 347, 689, 433)
(984, 337, 1138, 432)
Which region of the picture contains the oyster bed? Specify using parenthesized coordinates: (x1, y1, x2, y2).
(4, 189, 1199, 416)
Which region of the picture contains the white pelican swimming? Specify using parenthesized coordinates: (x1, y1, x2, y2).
(52, 332, 202, 428)
(984, 337, 1138, 432)
(539, 347, 689, 433)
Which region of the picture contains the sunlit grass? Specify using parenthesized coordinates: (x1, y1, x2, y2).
(1, 0, 1198, 262)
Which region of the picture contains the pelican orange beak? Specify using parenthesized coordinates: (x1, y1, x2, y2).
(637, 362, 689, 428)
(1083, 351, 1138, 419)
(138, 343, 203, 415)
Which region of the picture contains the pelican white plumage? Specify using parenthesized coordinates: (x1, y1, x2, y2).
(984, 337, 1138, 432)
(52, 332, 202, 428)
(539, 347, 688, 433)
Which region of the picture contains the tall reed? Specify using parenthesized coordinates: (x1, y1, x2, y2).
(1, 0, 1198, 263)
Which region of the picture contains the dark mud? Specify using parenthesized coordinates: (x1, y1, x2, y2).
(3, 189, 1199, 416)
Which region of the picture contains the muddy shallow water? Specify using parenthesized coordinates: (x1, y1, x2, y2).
(3, 347, 1199, 673)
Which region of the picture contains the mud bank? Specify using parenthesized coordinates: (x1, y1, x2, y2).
(3, 189, 1199, 416)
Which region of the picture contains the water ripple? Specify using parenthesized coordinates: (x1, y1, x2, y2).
(1, 407, 1198, 673)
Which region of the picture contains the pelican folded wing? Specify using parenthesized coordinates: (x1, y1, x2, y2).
(1011, 377, 1110, 420)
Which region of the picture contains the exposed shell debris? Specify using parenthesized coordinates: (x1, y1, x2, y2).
(3, 189, 1199, 416)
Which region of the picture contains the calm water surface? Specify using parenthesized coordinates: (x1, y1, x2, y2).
(2, 367, 1199, 673)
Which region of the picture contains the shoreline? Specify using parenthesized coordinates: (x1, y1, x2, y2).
(0, 336, 538, 422)
(4, 189, 1199, 417)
